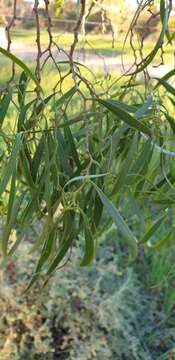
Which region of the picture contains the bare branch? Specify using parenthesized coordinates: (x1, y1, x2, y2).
(33, 0, 42, 84)
(5, 0, 17, 80)
(69, 0, 87, 60)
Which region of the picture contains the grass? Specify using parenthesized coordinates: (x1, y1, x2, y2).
(12, 29, 123, 55)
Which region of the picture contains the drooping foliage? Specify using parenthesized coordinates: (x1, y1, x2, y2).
(0, 0, 175, 289)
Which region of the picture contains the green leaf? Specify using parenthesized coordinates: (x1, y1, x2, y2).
(64, 115, 81, 171)
(1, 194, 24, 256)
(111, 133, 138, 195)
(54, 86, 77, 109)
(140, 213, 167, 244)
(17, 98, 37, 132)
(25, 93, 56, 130)
(168, 96, 175, 107)
(31, 134, 45, 182)
(33, 93, 55, 116)
(0, 133, 22, 197)
(164, 113, 175, 134)
(7, 166, 17, 224)
(104, 99, 137, 113)
(149, 230, 172, 249)
(154, 78, 175, 97)
(92, 183, 138, 260)
(46, 211, 75, 277)
(43, 134, 52, 215)
(98, 99, 151, 136)
(37, 224, 57, 266)
(134, 95, 153, 119)
(19, 148, 36, 192)
(0, 88, 12, 128)
(108, 96, 153, 119)
(21, 152, 57, 225)
(0, 47, 42, 91)
(26, 222, 57, 291)
(129, 138, 153, 185)
(154, 69, 175, 89)
(93, 192, 103, 229)
(80, 210, 95, 266)
(167, 31, 175, 45)
(56, 129, 73, 177)
(18, 71, 28, 106)
(64, 173, 107, 189)
(160, 0, 171, 43)
(30, 216, 51, 254)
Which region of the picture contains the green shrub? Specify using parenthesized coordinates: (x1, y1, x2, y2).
(0, 227, 175, 360)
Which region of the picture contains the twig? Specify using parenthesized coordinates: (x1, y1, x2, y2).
(69, 0, 86, 61)
(33, 0, 42, 84)
(5, 0, 17, 80)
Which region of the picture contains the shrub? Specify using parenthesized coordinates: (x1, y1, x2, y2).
(0, 227, 175, 360)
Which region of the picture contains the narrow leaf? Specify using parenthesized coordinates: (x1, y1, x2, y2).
(18, 71, 28, 106)
(98, 99, 151, 136)
(165, 113, 175, 134)
(80, 210, 95, 266)
(55, 86, 77, 109)
(0, 88, 12, 128)
(134, 95, 153, 119)
(0, 133, 22, 197)
(154, 69, 175, 89)
(46, 211, 75, 276)
(31, 134, 45, 182)
(149, 230, 172, 248)
(111, 133, 138, 195)
(140, 214, 167, 244)
(1, 195, 23, 256)
(93, 183, 138, 260)
(26, 223, 57, 291)
(7, 166, 17, 224)
(56, 129, 73, 177)
(154, 78, 175, 97)
(0, 47, 42, 91)
(64, 173, 107, 189)
(64, 115, 81, 171)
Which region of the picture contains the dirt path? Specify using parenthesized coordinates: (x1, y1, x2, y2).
(10, 42, 174, 78)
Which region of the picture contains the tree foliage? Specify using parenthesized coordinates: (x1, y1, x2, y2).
(0, 0, 174, 290)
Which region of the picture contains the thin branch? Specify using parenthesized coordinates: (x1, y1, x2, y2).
(69, 0, 87, 61)
(33, 0, 42, 84)
(5, 0, 17, 80)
